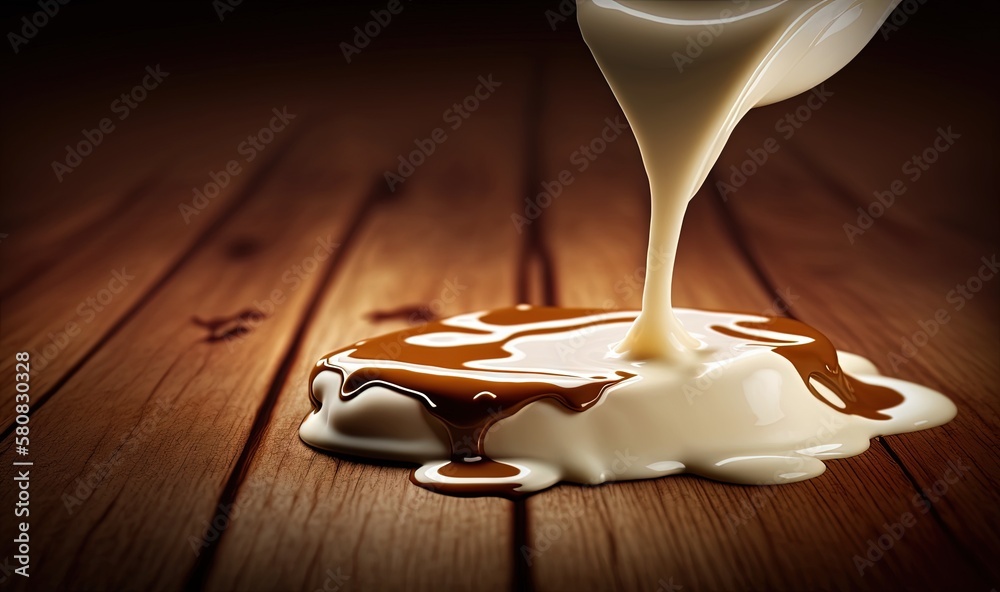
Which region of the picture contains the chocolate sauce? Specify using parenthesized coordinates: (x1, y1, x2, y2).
(407, 470, 525, 499)
(409, 459, 526, 498)
(711, 318, 904, 420)
(312, 307, 637, 489)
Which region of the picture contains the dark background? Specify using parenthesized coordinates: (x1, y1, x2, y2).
(2, 0, 998, 231)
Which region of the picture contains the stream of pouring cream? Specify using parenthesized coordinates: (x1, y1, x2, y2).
(577, 0, 901, 360)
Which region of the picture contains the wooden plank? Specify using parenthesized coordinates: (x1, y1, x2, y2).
(719, 89, 1000, 584)
(0, 69, 306, 283)
(0, 94, 310, 433)
(1, 79, 167, 237)
(0, 112, 371, 591)
(525, 48, 987, 591)
(201, 56, 528, 592)
(0, 163, 160, 297)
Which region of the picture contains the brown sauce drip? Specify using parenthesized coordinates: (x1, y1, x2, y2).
(407, 471, 525, 499)
(711, 318, 903, 420)
(412, 460, 525, 498)
(438, 458, 521, 478)
(311, 307, 637, 487)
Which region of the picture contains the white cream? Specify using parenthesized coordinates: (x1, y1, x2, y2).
(301, 308, 955, 492)
(299, 0, 958, 494)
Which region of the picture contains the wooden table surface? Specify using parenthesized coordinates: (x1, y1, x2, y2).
(2, 14, 997, 592)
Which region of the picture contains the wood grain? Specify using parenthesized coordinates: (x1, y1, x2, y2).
(0, 69, 319, 288)
(201, 56, 531, 592)
(0, 99, 310, 434)
(0, 114, 371, 591)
